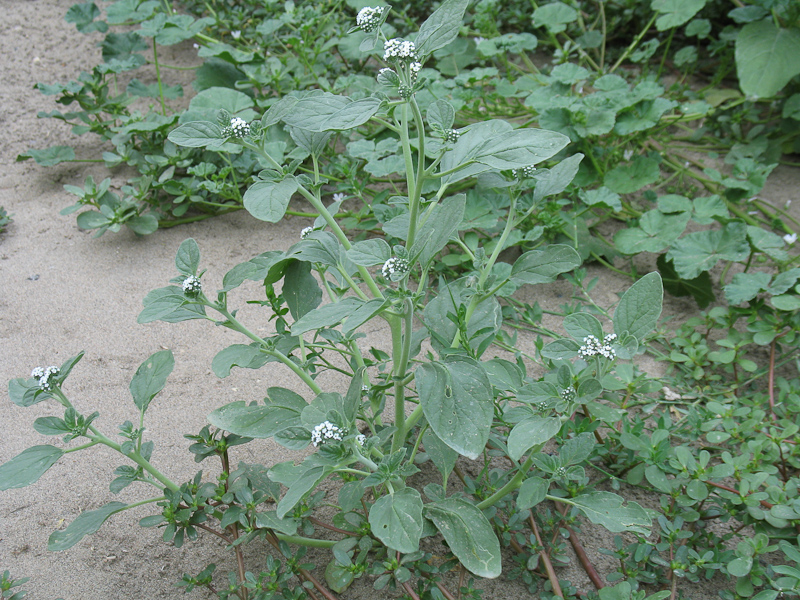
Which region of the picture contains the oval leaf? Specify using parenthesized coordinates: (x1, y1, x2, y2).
(423, 498, 502, 578)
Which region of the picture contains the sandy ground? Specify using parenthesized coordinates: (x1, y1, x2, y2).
(1, 1, 799, 599)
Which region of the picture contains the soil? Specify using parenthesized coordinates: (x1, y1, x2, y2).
(1, 2, 799, 599)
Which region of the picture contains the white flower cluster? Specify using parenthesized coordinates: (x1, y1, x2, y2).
(182, 275, 202, 296)
(560, 387, 575, 402)
(311, 421, 346, 447)
(356, 6, 385, 32)
(300, 226, 314, 239)
(555, 466, 567, 477)
(578, 333, 617, 360)
(444, 129, 460, 143)
(384, 38, 418, 62)
(512, 165, 537, 178)
(223, 117, 250, 139)
(31, 365, 60, 391)
(356, 433, 367, 447)
(382, 256, 410, 279)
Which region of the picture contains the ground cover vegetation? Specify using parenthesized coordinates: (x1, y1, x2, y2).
(4, 0, 800, 599)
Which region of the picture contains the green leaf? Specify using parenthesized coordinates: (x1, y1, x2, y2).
(736, 20, 800, 98)
(243, 177, 298, 222)
(427, 99, 456, 131)
(727, 557, 753, 577)
(747, 225, 788, 262)
(613, 272, 663, 343)
(725, 272, 772, 304)
(0, 445, 64, 490)
(423, 498, 502, 578)
(16, 146, 76, 166)
(423, 429, 458, 483)
(415, 0, 470, 57)
(666, 222, 750, 279)
(423, 280, 501, 355)
(129, 349, 174, 414)
(281, 93, 382, 132)
(126, 214, 158, 236)
(416, 358, 493, 460)
(510, 244, 581, 286)
(656, 255, 714, 308)
(412, 194, 466, 266)
(614, 210, 690, 254)
(276, 465, 332, 519)
(563, 313, 604, 342)
(581, 187, 622, 211)
(517, 477, 549, 510)
(771, 294, 800, 311)
(533, 154, 583, 201)
(168, 121, 226, 149)
(66, 2, 109, 33)
(342, 298, 389, 336)
(207, 400, 303, 439)
(533, 2, 578, 34)
(253, 511, 299, 535)
(507, 417, 562, 461)
(567, 492, 652, 535)
(8, 378, 48, 408)
(284, 261, 322, 321)
(369, 488, 424, 553)
(175, 238, 201, 276)
(541, 338, 580, 359)
(211, 344, 269, 378)
(346, 239, 391, 266)
(651, 0, 707, 31)
(49, 502, 128, 551)
(604, 156, 661, 194)
(325, 559, 355, 594)
(188, 86, 256, 120)
(138, 286, 206, 324)
(291, 298, 363, 335)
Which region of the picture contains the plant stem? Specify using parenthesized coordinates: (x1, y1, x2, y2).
(152, 40, 167, 116)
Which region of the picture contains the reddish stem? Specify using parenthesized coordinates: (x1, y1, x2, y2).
(556, 503, 605, 590)
(529, 511, 564, 598)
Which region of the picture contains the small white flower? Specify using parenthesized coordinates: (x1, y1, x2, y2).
(473, 37, 487, 44)
(356, 6, 385, 33)
(784, 233, 797, 245)
(445, 129, 460, 143)
(182, 275, 202, 296)
(224, 117, 250, 139)
(311, 421, 346, 447)
(785, 200, 792, 209)
(560, 387, 575, 402)
(333, 192, 346, 203)
(231, 30, 241, 39)
(384, 38, 418, 62)
(32, 365, 60, 391)
(578, 334, 617, 360)
(382, 257, 410, 279)
(356, 434, 367, 447)
(623, 149, 634, 161)
(512, 165, 537, 179)
(193, 43, 200, 50)
(300, 226, 314, 239)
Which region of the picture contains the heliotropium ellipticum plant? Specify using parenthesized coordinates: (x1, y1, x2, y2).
(2, 2, 664, 598)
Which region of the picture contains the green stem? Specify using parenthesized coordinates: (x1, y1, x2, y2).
(274, 533, 337, 548)
(214, 304, 323, 395)
(609, 14, 657, 73)
(476, 454, 535, 510)
(152, 40, 167, 116)
(391, 300, 414, 453)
